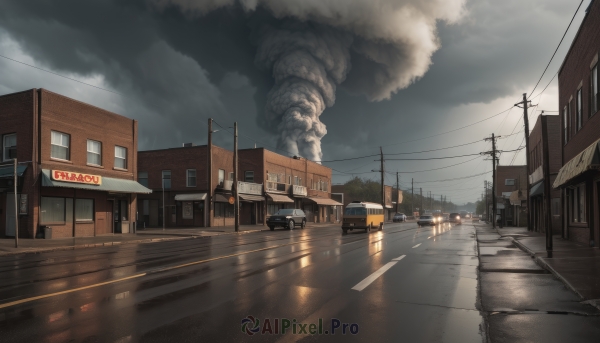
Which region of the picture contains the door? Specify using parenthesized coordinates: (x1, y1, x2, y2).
(6, 193, 16, 237)
(150, 200, 159, 227)
(106, 200, 114, 234)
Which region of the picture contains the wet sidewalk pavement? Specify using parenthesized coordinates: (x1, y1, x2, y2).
(474, 222, 600, 342)
(497, 226, 600, 301)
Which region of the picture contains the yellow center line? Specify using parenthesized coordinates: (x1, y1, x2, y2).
(0, 240, 311, 310)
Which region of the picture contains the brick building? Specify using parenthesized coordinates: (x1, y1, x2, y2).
(137, 145, 341, 228)
(495, 165, 527, 227)
(0, 89, 150, 239)
(528, 114, 562, 234)
(554, 0, 600, 246)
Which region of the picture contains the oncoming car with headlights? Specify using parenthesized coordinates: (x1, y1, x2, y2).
(342, 201, 384, 234)
(417, 215, 437, 227)
(449, 213, 462, 225)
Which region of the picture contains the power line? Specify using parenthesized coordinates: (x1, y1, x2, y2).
(384, 156, 481, 174)
(0, 53, 121, 96)
(383, 153, 482, 161)
(414, 171, 491, 184)
(527, 0, 585, 98)
(384, 139, 485, 156)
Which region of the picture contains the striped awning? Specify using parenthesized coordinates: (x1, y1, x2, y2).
(554, 138, 600, 188)
(267, 193, 294, 203)
(306, 196, 343, 206)
(239, 194, 265, 202)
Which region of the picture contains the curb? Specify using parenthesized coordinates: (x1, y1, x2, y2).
(509, 237, 586, 301)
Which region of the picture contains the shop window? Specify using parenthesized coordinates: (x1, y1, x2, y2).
(215, 203, 234, 218)
(568, 184, 586, 223)
(138, 172, 148, 187)
(51, 131, 70, 160)
(40, 197, 72, 224)
(162, 170, 171, 189)
(2, 133, 16, 161)
(577, 88, 583, 131)
(268, 204, 283, 215)
(245, 171, 254, 183)
(115, 146, 127, 169)
(75, 199, 94, 222)
(87, 140, 102, 166)
(592, 64, 599, 116)
(187, 169, 197, 187)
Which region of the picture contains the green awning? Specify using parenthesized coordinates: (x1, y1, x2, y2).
(0, 165, 27, 178)
(530, 182, 544, 197)
(41, 169, 152, 194)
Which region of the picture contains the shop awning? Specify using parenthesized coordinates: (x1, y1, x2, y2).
(0, 165, 27, 178)
(41, 169, 152, 194)
(175, 193, 207, 201)
(509, 190, 527, 206)
(530, 182, 544, 197)
(214, 193, 231, 203)
(239, 194, 265, 202)
(267, 193, 294, 203)
(306, 196, 343, 206)
(385, 205, 393, 209)
(554, 138, 600, 188)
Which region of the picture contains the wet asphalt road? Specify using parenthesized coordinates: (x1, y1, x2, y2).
(0, 222, 483, 342)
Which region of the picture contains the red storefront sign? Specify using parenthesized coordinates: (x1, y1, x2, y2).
(52, 170, 102, 185)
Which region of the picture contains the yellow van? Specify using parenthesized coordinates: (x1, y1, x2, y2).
(342, 201, 384, 234)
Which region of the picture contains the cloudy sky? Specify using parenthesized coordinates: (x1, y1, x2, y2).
(0, 0, 590, 204)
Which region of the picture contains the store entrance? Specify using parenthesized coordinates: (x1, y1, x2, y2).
(113, 199, 129, 233)
(5, 193, 16, 237)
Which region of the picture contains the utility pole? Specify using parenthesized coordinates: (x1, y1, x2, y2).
(411, 178, 414, 215)
(420, 188, 423, 215)
(207, 118, 213, 228)
(484, 180, 488, 223)
(162, 172, 165, 231)
(440, 195, 443, 212)
(13, 158, 18, 248)
(396, 172, 399, 214)
(380, 147, 385, 210)
(234, 122, 239, 232)
(541, 116, 553, 257)
(484, 134, 499, 228)
(515, 94, 533, 231)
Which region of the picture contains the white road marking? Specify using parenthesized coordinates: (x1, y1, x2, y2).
(352, 262, 398, 291)
(392, 255, 406, 261)
(412, 243, 421, 248)
(427, 236, 432, 239)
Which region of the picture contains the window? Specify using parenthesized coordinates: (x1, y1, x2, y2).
(218, 169, 225, 186)
(294, 176, 299, 185)
(75, 199, 94, 221)
(592, 64, 598, 116)
(51, 131, 70, 160)
(245, 171, 254, 183)
(577, 89, 583, 131)
(215, 203, 234, 218)
(87, 140, 101, 166)
(138, 172, 148, 187)
(569, 183, 586, 223)
(288, 175, 292, 184)
(187, 169, 197, 187)
(40, 197, 72, 224)
(229, 172, 234, 181)
(2, 133, 16, 161)
(568, 100, 573, 136)
(505, 179, 515, 186)
(162, 170, 171, 189)
(114, 146, 127, 169)
(563, 106, 568, 144)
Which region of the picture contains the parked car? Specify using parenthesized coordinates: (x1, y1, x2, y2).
(393, 213, 407, 222)
(449, 213, 462, 225)
(417, 215, 436, 227)
(267, 209, 306, 230)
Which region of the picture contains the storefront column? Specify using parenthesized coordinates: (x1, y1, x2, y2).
(587, 179, 595, 247)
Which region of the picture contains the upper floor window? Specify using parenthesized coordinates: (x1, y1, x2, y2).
(87, 140, 102, 166)
(505, 179, 515, 186)
(115, 146, 127, 169)
(187, 169, 197, 187)
(138, 172, 148, 187)
(577, 89, 583, 131)
(218, 169, 225, 186)
(592, 64, 599, 116)
(563, 105, 568, 145)
(162, 170, 171, 189)
(2, 133, 16, 161)
(245, 171, 254, 183)
(51, 131, 70, 160)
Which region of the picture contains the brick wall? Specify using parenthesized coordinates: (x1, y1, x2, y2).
(495, 165, 527, 195)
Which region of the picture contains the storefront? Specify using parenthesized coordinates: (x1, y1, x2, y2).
(266, 193, 294, 218)
(38, 169, 151, 238)
(304, 196, 343, 223)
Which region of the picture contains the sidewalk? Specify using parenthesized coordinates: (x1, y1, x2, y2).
(497, 226, 600, 301)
